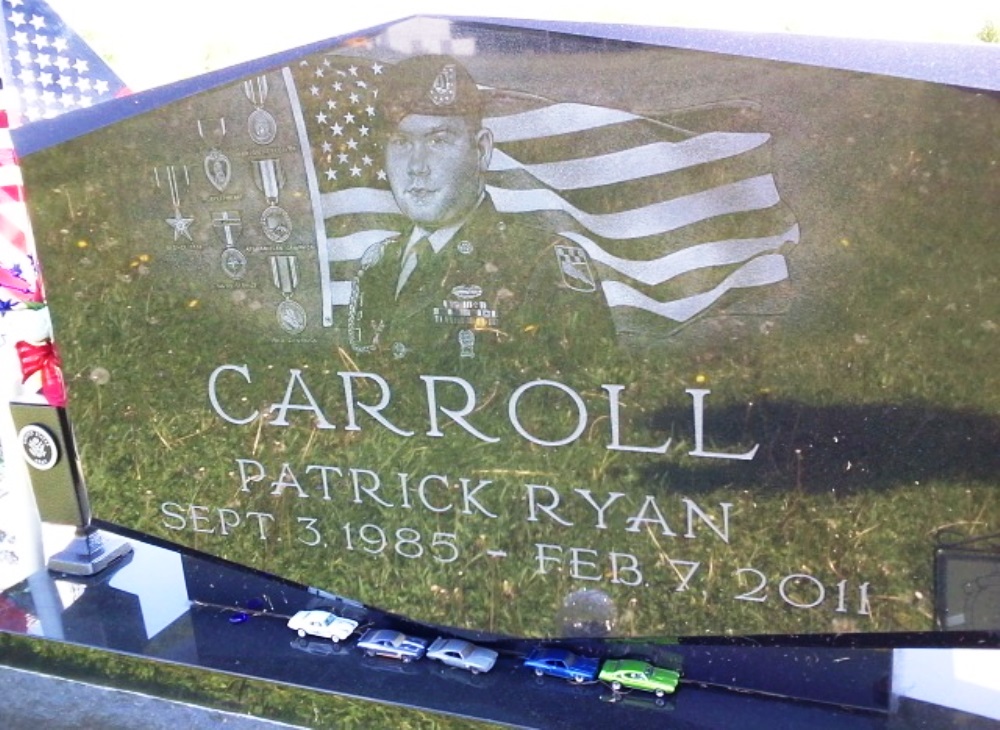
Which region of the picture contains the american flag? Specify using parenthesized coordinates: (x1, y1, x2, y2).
(0, 98, 40, 310)
(0, 0, 129, 124)
(0, 0, 100, 404)
(294, 55, 799, 338)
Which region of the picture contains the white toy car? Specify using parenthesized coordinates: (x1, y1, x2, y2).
(286, 610, 359, 643)
(426, 637, 498, 674)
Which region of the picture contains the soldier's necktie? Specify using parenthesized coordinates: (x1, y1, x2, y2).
(395, 235, 432, 297)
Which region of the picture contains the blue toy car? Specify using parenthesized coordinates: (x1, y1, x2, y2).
(356, 629, 429, 662)
(523, 647, 600, 683)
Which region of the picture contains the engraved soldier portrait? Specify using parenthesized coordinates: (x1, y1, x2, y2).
(347, 55, 615, 365)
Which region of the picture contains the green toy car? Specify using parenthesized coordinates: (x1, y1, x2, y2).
(598, 659, 681, 697)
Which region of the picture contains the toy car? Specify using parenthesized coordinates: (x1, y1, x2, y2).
(598, 659, 681, 697)
(286, 609, 359, 643)
(356, 629, 429, 662)
(523, 647, 600, 683)
(426, 637, 498, 674)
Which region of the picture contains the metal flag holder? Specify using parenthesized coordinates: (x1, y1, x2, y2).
(10, 402, 132, 576)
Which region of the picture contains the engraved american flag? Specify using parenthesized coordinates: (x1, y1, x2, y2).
(291, 54, 799, 339)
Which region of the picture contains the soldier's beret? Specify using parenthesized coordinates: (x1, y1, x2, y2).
(382, 55, 482, 126)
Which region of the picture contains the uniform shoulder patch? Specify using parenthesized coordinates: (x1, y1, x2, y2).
(554, 243, 597, 293)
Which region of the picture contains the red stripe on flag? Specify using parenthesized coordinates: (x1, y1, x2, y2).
(0, 216, 28, 253)
(1, 185, 24, 203)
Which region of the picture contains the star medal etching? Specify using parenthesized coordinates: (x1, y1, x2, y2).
(271, 255, 306, 334)
(213, 211, 246, 280)
(244, 76, 277, 146)
(155, 166, 194, 241)
(198, 118, 232, 192)
(253, 158, 291, 243)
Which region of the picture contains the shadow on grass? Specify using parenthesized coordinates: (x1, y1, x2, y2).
(639, 400, 1000, 493)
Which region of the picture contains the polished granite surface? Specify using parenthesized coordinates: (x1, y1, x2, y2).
(1, 521, 906, 728)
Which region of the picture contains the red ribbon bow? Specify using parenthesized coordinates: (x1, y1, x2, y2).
(16, 339, 67, 407)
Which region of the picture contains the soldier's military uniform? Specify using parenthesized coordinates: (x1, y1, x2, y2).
(346, 54, 616, 369)
(348, 195, 614, 367)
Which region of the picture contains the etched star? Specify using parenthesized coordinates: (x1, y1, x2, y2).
(309, 85, 319, 96)
(365, 105, 376, 117)
(343, 111, 355, 125)
(376, 169, 387, 181)
(361, 154, 372, 166)
(349, 165, 361, 177)
(330, 122, 343, 136)
(9, 12, 26, 28)
(325, 168, 337, 181)
(326, 99, 337, 110)
(166, 213, 194, 241)
(314, 67, 324, 78)
(28, 13, 45, 30)
(348, 65, 358, 76)
(371, 62, 383, 74)
(349, 92, 359, 104)
(346, 137, 358, 150)
(332, 81, 343, 92)
(316, 110, 327, 124)
(337, 152, 349, 164)
(355, 80, 367, 89)
(321, 140, 332, 153)
(359, 125, 369, 137)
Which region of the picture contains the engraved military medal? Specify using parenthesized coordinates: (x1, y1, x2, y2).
(197, 118, 231, 192)
(253, 158, 292, 243)
(244, 76, 277, 146)
(270, 255, 306, 334)
(155, 166, 193, 241)
(213, 211, 245, 279)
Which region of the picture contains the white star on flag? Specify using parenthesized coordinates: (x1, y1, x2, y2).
(0, 0, 129, 124)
